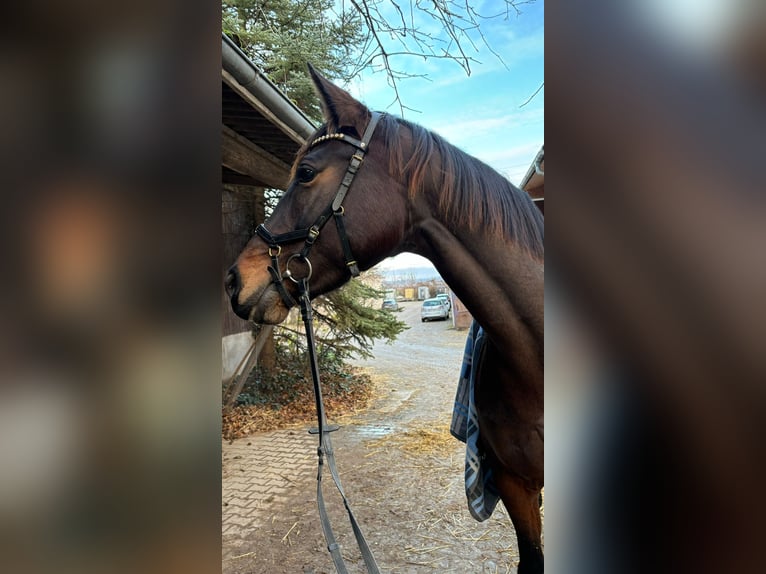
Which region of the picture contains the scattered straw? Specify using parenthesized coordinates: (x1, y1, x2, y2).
(405, 544, 450, 554)
(365, 422, 458, 456)
(281, 521, 299, 545)
(227, 551, 256, 561)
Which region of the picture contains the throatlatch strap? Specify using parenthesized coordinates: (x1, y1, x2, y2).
(334, 212, 359, 277)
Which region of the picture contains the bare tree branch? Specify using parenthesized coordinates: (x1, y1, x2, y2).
(345, 0, 533, 114)
(520, 81, 544, 108)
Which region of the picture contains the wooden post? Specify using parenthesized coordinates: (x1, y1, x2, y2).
(222, 325, 274, 410)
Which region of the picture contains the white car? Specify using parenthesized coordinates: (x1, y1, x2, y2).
(421, 298, 449, 322)
(435, 293, 451, 311)
(381, 298, 399, 311)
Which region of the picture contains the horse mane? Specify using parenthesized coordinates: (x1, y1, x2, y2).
(294, 113, 544, 260)
(380, 114, 544, 259)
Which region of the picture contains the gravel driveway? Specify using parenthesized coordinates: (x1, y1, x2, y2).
(223, 301, 523, 573)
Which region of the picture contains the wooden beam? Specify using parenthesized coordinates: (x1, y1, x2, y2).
(222, 124, 291, 190)
(525, 183, 545, 199)
(222, 169, 265, 187)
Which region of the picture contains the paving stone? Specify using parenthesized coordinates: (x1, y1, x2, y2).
(222, 430, 316, 537)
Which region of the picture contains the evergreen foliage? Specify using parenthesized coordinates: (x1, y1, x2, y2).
(289, 276, 408, 363)
(222, 0, 364, 119)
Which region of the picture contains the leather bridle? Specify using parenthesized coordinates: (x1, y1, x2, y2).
(254, 112, 384, 574)
(254, 111, 382, 308)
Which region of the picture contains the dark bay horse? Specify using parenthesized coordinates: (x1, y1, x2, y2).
(226, 66, 544, 573)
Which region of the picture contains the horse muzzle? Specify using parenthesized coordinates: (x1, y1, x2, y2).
(225, 264, 291, 324)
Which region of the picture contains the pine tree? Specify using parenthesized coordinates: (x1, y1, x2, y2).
(222, 0, 364, 119)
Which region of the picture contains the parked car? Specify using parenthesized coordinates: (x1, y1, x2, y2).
(436, 293, 451, 311)
(421, 298, 449, 322)
(381, 298, 399, 311)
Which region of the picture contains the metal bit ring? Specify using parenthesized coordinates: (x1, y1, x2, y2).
(285, 254, 313, 283)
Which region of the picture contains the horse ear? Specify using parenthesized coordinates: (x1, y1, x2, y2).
(308, 63, 369, 132)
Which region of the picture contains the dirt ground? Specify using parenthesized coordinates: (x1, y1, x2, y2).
(222, 301, 529, 573)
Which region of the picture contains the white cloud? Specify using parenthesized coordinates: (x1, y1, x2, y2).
(432, 106, 543, 142)
(336, 2, 544, 186)
(482, 142, 544, 185)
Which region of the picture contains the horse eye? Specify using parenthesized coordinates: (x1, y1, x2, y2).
(296, 166, 316, 184)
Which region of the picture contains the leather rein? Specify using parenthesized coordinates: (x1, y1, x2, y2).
(255, 112, 383, 574)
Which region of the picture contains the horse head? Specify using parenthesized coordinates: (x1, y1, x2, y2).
(226, 66, 409, 324)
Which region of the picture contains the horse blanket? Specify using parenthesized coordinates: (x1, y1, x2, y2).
(450, 320, 500, 521)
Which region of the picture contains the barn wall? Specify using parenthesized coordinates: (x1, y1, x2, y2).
(451, 295, 474, 330)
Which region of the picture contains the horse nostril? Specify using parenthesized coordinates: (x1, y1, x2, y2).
(225, 266, 241, 297)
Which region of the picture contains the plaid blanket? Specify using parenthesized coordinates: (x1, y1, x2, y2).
(449, 320, 500, 521)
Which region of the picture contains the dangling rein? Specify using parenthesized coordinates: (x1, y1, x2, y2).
(296, 276, 381, 574)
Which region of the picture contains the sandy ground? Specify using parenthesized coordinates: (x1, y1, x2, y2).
(223, 301, 524, 573)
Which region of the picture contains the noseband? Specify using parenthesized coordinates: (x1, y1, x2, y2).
(255, 111, 382, 307)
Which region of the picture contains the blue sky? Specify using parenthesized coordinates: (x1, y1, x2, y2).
(343, 1, 544, 270)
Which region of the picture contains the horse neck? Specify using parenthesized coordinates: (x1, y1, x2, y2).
(407, 195, 544, 384)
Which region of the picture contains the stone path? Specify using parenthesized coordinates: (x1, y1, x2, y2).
(221, 301, 525, 573)
(222, 430, 315, 541)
